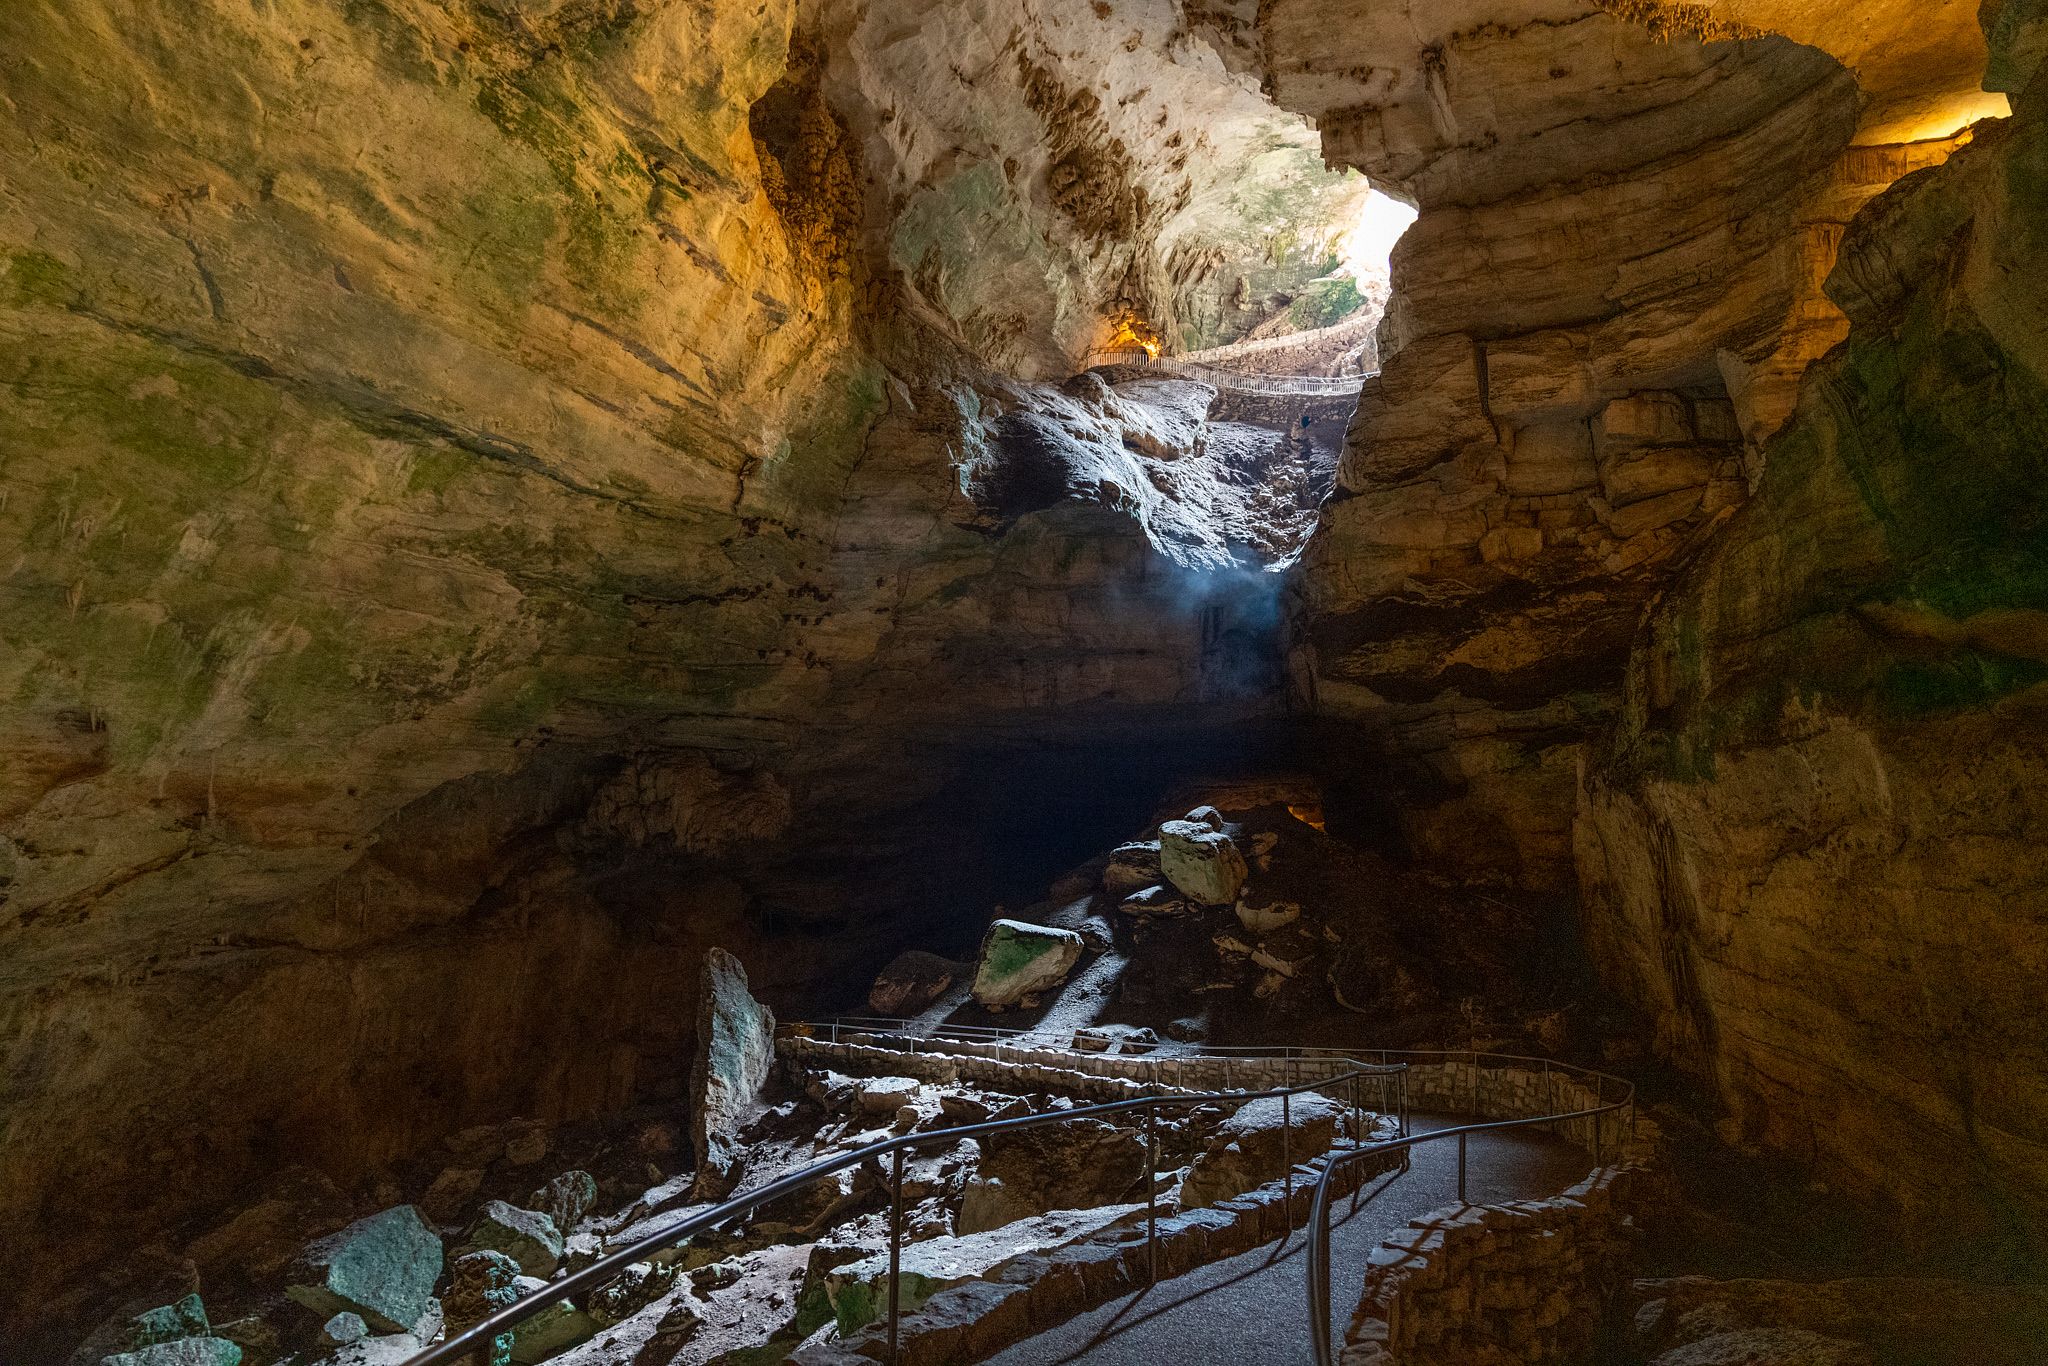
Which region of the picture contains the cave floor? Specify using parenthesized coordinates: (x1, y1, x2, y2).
(983, 1116, 1589, 1365)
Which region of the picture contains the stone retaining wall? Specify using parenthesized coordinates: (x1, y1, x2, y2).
(779, 1034, 1405, 1113)
(1334, 1066, 1661, 1366)
(1340, 1167, 1648, 1366)
(1399, 1060, 1641, 1164)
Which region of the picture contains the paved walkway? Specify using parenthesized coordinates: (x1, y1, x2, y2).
(982, 1117, 1588, 1366)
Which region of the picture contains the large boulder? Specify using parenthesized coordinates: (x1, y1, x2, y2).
(460, 1201, 564, 1278)
(1158, 820, 1248, 906)
(285, 1205, 442, 1335)
(690, 947, 777, 1196)
(956, 1118, 1147, 1233)
(1178, 1093, 1343, 1209)
(969, 920, 1083, 1009)
(866, 950, 963, 1017)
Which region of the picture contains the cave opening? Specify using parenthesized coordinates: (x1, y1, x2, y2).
(8, 0, 2048, 1360)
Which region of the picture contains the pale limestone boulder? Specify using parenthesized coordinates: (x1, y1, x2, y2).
(1179, 1094, 1343, 1209)
(1158, 820, 1248, 906)
(460, 1201, 562, 1279)
(955, 1118, 1146, 1233)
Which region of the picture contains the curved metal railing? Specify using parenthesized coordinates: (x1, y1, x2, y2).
(1302, 1052, 1636, 1366)
(404, 1023, 1406, 1366)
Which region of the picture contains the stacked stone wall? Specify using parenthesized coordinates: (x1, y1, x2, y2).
(1339, 1167, 1648, 1366)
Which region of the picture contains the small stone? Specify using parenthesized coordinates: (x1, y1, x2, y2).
(970, 919, 1083, 1008)
(1158, 821, 1248, 906)
(526, 1170, 598, 1234)
(1236, 898, 1300, 934)
(1166, 1017, 1206, 1042)
(101, 1340, 242, 1366)
(1118, 884, 1194, 916)
(689, 1259, 744, 1291)
(461, 1201, 565, 1278)
(1184, 805, 1226, 831)
(639, 1301, 702, 1358)
(939, 1093, 993, 1124)
(285, 1205, 443, 1335)
(317, 1312, 367, 1348)
(855, 1076, 919, 1114)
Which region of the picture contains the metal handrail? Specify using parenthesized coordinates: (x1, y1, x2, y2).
(1302, 1055, 1637, 1366)
(403, 1033, 1407, 1366)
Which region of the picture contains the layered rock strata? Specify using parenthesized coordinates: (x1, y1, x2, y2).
(1576, 28, 2048, 1238)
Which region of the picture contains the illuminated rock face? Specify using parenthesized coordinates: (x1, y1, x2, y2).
(3, 0, 2045, 1344)
(1577, 46, 2048, 1233)
(1272, 0, 2048, 1239)
(1274, 3, 1992, 892)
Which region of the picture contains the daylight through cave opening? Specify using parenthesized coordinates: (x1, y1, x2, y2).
(6, 0, 2048, 1361)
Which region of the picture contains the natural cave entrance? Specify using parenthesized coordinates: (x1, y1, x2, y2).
(14, 0, 2048, 1358)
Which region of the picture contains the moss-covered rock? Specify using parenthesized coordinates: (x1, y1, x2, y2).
(970, 919, 1083, 1008)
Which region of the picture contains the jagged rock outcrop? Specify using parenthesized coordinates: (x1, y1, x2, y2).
(1576, 28, 2048, 1239)
(690, 948, 777, 1195)
(1277, 6, 1933, 890)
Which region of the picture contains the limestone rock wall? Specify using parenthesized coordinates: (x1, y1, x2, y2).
(0, 0, 1343, 1338)
(817, 0, 1372, 373)
(1275, 3, 1987, 892)
(1575, 42, 2048, 1238)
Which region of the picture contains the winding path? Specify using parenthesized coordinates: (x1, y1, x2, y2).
(983, 1117, 1590, 1366)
